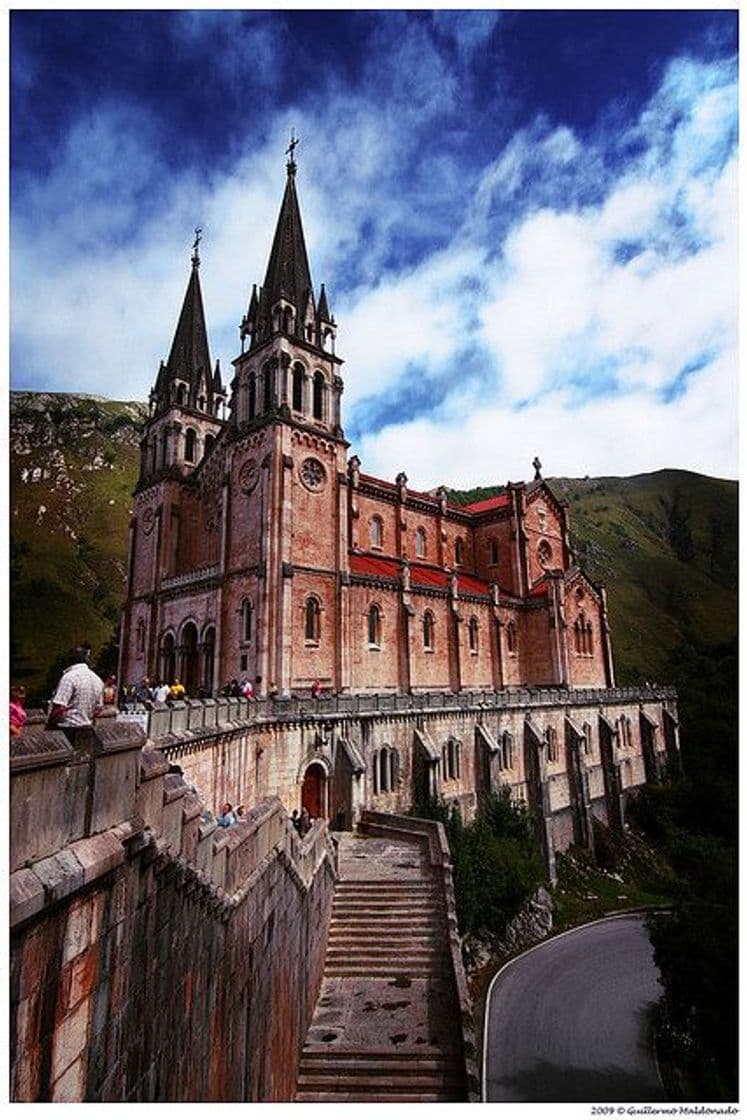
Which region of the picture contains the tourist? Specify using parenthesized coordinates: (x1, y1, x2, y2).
(240, 678, 254, 700)
(291, 809, 302, 834)
(10, 684, 27, 738)
(169, 679, 186, 702)
(133, 677, 152, 705)
(229, 678, 241, 698)
(235, 804, 245, 821)
(102, 673, 118, 706)
(300, 807, 311, 836)
(153, 680, 170, 704)
(46, 646, 104, 730)
(311, 678, 323, 699)
(217, 802, 236, 828)
(268, 682, 279, 700)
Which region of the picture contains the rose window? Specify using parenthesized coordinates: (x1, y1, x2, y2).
(300, 457, 326, 491)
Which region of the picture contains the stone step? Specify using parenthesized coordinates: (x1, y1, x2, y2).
(324, 964, 450, 978)
(295, 1090, 462, 1102)
(296, 1071, 464, 1092)
(335, 883, 436, 894)
(327, 937, 441, 951)
(300, 1046, 460, 1065)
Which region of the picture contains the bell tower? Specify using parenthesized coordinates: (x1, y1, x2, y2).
(137, 232, 227, 490)
(230, 140, 344, 441)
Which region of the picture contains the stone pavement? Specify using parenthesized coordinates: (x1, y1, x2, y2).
(295, 832, 467, 1102)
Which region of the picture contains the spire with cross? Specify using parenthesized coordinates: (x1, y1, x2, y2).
(286, 129, 300, 175)
(191, 227, 202, 269)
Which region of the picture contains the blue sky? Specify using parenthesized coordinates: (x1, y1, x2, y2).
(10, 8, 738, 484)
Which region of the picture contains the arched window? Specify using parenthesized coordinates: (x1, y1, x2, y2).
(262, 362, 274, 413)
(248, 372, 256, 420)
(574, 617, 584, 654)
(292, 363, 305, 412)
(136, 619, 146, 654)
(468, 616, 479, 653)
(203, 433, 215, 461)
(367, 603, 381, 648)
(370, 515, 383, 550)
(455, 537, 465, 565)
(313, 371, 325, 421)
(489, 539, 499, 566)
(304, 596, 321, 644)
(443, 738, 461, 781)
(159, 431, 168, 469)
(176, 383, 186, 405)
(414, 527, 426, 558)
(583, 721, 593, 755)
(184, 428, 197, 463)
(500, 731, 514, 771)
(241, 599, 253, 643)
(546, 727, 558, 763)
(506, 620, 517, 654)
(585, 621, 593, 654)
(423, 610, 435, 651)
(281, 306, 293, 333)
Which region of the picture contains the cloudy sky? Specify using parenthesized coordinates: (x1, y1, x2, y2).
(10, 8, 738, 486)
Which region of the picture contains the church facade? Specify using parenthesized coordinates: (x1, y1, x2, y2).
(120, 153, 616, 703)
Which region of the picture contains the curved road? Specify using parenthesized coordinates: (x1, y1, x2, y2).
(484, 914, 665, 1102)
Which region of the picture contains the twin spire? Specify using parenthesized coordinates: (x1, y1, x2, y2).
(151, 137, 334, 420)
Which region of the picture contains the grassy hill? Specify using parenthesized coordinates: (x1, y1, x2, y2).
(10, 392, 147, 701)
(10, 391, 738, 705)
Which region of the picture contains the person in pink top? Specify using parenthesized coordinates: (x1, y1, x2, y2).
(10, 684, 27, 737)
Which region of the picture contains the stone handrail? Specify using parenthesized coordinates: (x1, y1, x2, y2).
(359, 809, 481, 1103)
(140, 684, 677, 744)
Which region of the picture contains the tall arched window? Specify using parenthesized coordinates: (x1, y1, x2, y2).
(455, 537, 465, 565)
(442, 738, 461, 781)
(370, 515, 383, 550)
(203, 433, 215, 461)
(241, 599, 253, 643)
(546, 727, 558, 762)
(468, 617, 479, 653)
(489, 539, 499, 566)
(575, 617, 584, 654)
(368, 603, 381, 647)
(136, 619, 146, 654)
(184, 428, 197, 463)
(248, 372, 256, 420)
(160, 633, 176, 683)
(585, 621, 593, 654)
(313, 371, 325, 420)
(500, 731, 514, 771)
(262, 362, 274, 413)
(423, 610, 435, 650)
(176, 383, 186, 405)
(304, 596, 321, 644)
(415, 527, 426, 558)
(292, 363, 305, 412)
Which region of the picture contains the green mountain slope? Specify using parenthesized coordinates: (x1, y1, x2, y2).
(10, 392, 147, 701)
(10, 392, 738, 704)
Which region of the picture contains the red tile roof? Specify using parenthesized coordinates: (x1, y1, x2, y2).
(410, 564, 448, 589)
(457, 572, 491, 595)
(529, 579, 549, 598)
(349, 554, 400, 580)
(463, 494, 511, 514)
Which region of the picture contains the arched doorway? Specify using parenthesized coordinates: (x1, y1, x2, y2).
(180, 622, 199, 696)
(202, 626, 216, 696)
(161, 633, 176, 684)
(301, 762, 327, 821)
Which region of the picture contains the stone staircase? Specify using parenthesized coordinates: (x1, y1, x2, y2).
(295, 832, 467, 1102)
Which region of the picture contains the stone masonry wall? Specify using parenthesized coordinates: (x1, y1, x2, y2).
(10, 720, 336, 1103)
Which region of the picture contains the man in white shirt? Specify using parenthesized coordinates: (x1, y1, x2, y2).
(47, 646, 105, 729)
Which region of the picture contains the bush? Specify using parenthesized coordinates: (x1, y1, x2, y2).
(411, 790, 544, 942)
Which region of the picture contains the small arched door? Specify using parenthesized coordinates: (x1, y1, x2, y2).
(180, 622, 199, 696)
(301, 762, 327, 821)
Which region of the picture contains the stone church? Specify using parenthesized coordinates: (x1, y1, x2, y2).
(120, 151, 615, 703)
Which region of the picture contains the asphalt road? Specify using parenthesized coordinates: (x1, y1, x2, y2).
(484, 914, 666, 1102)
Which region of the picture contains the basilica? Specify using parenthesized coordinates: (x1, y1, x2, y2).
(120, 151, 616, 701)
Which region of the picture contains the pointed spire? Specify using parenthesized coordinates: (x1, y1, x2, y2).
(317, 283, 330, 322)
(212, 358, 223, 393)
(254, 144, 313, 342)
(164, 242, 212, 400)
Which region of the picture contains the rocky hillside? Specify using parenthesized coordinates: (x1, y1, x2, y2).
(10, 392, 147, 700)
(10, 392, 738, 704)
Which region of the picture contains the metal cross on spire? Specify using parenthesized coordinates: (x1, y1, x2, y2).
(191, 227, 202, 267)
(286, 129, 300, 173)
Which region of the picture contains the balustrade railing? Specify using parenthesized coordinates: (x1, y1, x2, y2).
(132, 683, 676, 743)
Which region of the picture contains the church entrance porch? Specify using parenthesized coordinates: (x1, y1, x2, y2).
(301, 762, 327, 821)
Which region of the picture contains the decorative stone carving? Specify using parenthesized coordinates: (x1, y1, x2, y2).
(300, 457, 326, 492)
(238, 458, 259, 493)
